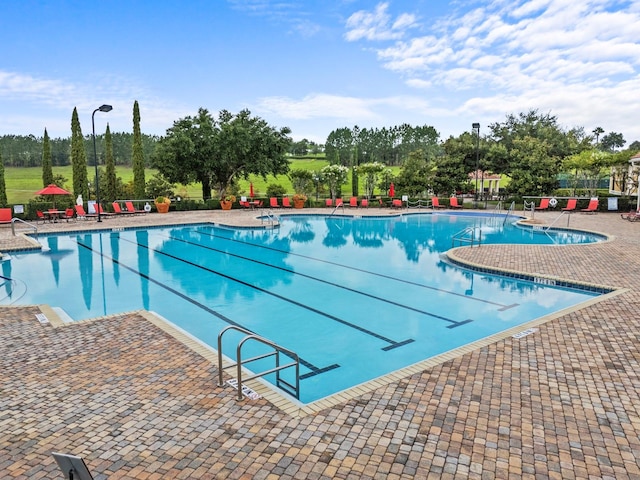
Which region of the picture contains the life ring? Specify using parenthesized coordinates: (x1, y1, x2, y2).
(144, 202, 152, 213)
(549, 198, 558, 208)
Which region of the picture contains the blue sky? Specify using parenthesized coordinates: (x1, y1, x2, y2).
(1, 0, 639, 145)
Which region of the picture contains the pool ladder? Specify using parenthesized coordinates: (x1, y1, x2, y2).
(451, 227, 482, 248)
(217, 325, 300, 401)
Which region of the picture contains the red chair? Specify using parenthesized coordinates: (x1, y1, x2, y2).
(325, 199, 333, 207)
(580, 198, 599, 213)
(391, 199, 402, 209)
(75, 205, 97, 220)
(282, 197, 293, 208)
(269, 197, 281, 208)
(348, 197, 358, 208)
(431, 197, 446, 209)
(360, 198, 369, 208)
(61, 208, 75, 221)
(535, 198, 550, 210)
(335, 198, 344, 207)
(562, 198, 577, 211)
(0, 208, 12, 224)
(112, 202, 134, 215)
(449, 197, 463, 209)
(36, 210, 47, 224)
(125, 201, 146, 214)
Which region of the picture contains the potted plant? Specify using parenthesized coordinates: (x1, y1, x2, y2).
(220, 194, 236, 210)
(154, 196, 171, 213)
(292, 193, 307, 209)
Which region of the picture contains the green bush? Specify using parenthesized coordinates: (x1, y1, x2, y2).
(266, 184, 286, 198)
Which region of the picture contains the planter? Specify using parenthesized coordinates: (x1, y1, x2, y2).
(155, 202, 170, 214)
(293, 199, 305, 209)
(220, 200, 233, 210)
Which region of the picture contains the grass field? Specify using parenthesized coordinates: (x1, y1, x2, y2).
(4, 158, 332, 205)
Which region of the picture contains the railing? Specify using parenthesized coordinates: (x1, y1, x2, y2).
(503, 201, 516, 226)
(330, 202, 345, 216)
(11, 218, 37, 237)
(217, 325, 300, 401)
(544, 210, 571, 230)
(407, 199, 431, 209)
(260, 209, 279, 227)
(452, 226, 482, 248)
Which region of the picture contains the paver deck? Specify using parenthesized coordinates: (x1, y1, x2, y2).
(1, 207, 639, 479)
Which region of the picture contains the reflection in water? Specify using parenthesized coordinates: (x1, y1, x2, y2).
(47, 237, 60, 285)
(289, 218, 315, 244)
(110, 232, 121, 285)
(77, 234, 93, 310)
(2, 258, 12, 298)
(323, 217, 350, 248)
(136, 230, 150, 310)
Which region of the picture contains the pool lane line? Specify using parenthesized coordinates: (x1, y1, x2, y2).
(118, 236, 416, 349)
(197, 226, 516, 311)
(74, 239, 338, 378)
(159, 232, 472, 330)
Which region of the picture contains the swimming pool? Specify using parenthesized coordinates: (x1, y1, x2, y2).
(1, 213, 606, 403)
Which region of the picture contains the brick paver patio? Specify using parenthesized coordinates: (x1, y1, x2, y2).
(1, 207, 639, 479)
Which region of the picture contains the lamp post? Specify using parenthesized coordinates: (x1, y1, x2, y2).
(472, 123, 480, 207)
(92, 104, 113, 222)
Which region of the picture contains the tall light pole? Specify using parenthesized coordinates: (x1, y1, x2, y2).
(92, 104, 113, 222)
(472, 122, 480, 207)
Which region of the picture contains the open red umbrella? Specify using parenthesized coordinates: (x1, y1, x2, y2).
(249, 182, 254, 198)
(389, 182, 395, 198)
(35, 184, 71, 208)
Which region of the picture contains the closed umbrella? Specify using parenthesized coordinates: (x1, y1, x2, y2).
(389, 183, 395, 198)
(35, 184, 71, 208)
(250, 182, 254, 198)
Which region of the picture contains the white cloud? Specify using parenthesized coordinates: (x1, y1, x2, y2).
(345, 2, 418, 41)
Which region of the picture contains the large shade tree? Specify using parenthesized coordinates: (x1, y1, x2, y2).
(153, 108, 292, 200)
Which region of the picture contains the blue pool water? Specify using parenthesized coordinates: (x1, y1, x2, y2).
(1, 213, 605, 403)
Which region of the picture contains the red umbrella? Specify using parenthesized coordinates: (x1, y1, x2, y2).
(249, 182, 254, 198)
(35, 184, 71, 208)
(389, 183, 395, 198)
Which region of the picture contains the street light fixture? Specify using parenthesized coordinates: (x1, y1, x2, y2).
(92, 104, 113, 222)
(472, 123, 480, 207)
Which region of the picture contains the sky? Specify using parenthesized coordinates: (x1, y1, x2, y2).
(1, 0, 639, 145)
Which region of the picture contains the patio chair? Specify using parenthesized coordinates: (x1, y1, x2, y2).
(97, 204, 116, 217)
(360, 198, 369, 208)
(347, 197, 358, 208)
(325, 198, 333, 207)
(125, 201, 146, 214)
(535, 198, 550, 210)
(269, 197, 281, 208)
(36, 210, 47, 224)
(335, 198, 344, 207)
(562, 198, 577, 211)
(75, 205, 97, 220)
(431, 197, 446, 209)
(60, 208, 75, 222)
(282, 197, 293, 208)
(0, 208, 12, 225)
(391, 199, 402, 209)
(112, 202, 135, 215)
(580, 198, 599, 213)
(449, 197, 463, 209)
(621, 209, 640, 220)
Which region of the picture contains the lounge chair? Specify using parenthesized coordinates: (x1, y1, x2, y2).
(431, 197, 446, 209)
(97, 204, 116, 217)
(391, 199, 402, 209)
(125, 201, 146, 214)
(535, 198, 550, 210)
(562, 198, 577, 211)
(580, 198, 599, 213)
(360, 198, 369, 208)
(347, 197, 358, 208)
(269, 197, 281, 208)
(75, 205, 97, 220)
(335, 198, 344, 207)
(112, 202, 134, 215)
(325, 198, 333, 207)
(449, 197, 463, 209)
(621, 209, 640, 220)
(0, 208, 12, 225)
(282, 197, 293, 208)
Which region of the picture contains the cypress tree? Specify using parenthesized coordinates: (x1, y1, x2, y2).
(0, 150, 6, 206)
(71, 107, 89, 201)
(104, 124, 117, 202)
(42, 128, 53, 186)
(132, 100, 146, 199)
